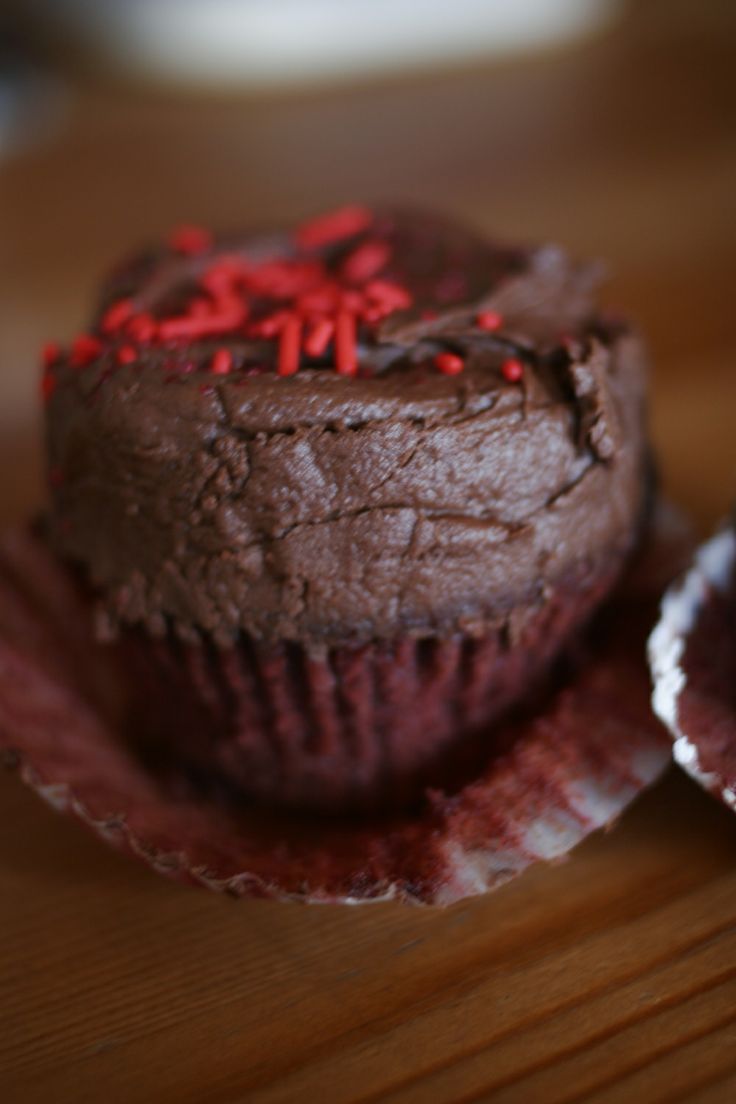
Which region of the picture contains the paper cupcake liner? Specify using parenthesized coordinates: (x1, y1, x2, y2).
(649, 520, 736, 811)
(0, 505, 687, 905)
(119, 559, 621, 815)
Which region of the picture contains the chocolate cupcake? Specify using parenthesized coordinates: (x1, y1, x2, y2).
(42, 206, 650, 814)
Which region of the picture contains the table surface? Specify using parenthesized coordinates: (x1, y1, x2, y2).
(2, 2, 736, 1101)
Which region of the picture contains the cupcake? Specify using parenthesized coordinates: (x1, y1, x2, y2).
(41, 206, 651, 815)
(650, 514, 736, 811)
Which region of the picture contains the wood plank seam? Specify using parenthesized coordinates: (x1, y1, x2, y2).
(673, 1063, 736, 1104)
(249, 907, 736, 1103)
(541, 1013, 736, 1104)
(346, 964, 736, 1104)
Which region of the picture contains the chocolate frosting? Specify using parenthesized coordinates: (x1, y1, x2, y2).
(44, 209, 649, 648)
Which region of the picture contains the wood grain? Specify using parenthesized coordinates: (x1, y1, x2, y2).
(1, 1, 735, 1101)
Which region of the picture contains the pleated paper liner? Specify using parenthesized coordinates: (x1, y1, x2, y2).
(120, 558, 624, 816)
(0, 503, 689, 905)
(650, 518, 736, 813)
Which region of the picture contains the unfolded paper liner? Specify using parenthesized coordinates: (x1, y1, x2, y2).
(0, 504, 689, 905)
(649, 520, 736, 813)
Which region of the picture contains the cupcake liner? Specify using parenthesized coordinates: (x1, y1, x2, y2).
(649, 520, 736, 812)
(0, 505, 687, 905)
(120, 559, 622, 815)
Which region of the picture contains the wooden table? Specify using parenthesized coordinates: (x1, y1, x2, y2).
(2, 2, 736, 1100)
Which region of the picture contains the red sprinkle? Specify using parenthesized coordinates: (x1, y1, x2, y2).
(158, 309, 244, 341)
(116, 345, 138, 365)
(42, 342, 61, 369)
(297, 285, 340, 316)
(70, 333, 103, 367)
(361, 305, 389, 324)
(435, 352, 464, 376)
(189, 298, 212, 319)
(501, 357, 524, 382)
(169, 225, 213, 255)
(304, 317, 334, 358)
(341, 241, 391, 283)
(249, 259, 322, 301)
(476, 310, 503, 332)
(101, 298, 134, 333)
(200, 257, 249, 295)
(40, 373, 57, 401)
(127, 313, 158, 343)
(277, 316, 302, 376)
(296, 205, 372, 249)
(364, 280, 412, 311)
(335, 311, 358, 376)
(339, 289, 365, 313)
(211, 348, 233, 376)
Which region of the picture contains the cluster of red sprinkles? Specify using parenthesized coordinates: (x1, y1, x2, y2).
(40, 206, 526, 397)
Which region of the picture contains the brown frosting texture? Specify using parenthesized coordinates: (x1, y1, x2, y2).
(44, 208, 649, 648)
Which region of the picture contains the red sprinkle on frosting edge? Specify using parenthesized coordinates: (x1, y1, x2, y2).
(476, 310, 503, 332)
(169, 225, 213, 256)
(210, 348, 234, 376)
(435, 352, 465, 376)
(501, 357, 524, 382)
(296, 205, 372, 249)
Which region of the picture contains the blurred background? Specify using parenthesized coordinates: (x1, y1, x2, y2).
(0, 0, 734, 528)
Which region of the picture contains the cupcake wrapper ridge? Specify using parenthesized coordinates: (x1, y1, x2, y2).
(120, 559, 621, 814)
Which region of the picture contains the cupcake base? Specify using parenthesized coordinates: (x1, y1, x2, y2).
(649, 521, 736, 812)
(120, 556, 626, 815)
(0, 503, 689, 904)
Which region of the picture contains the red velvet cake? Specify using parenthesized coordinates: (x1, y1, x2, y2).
(41, 206, 651, 814)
